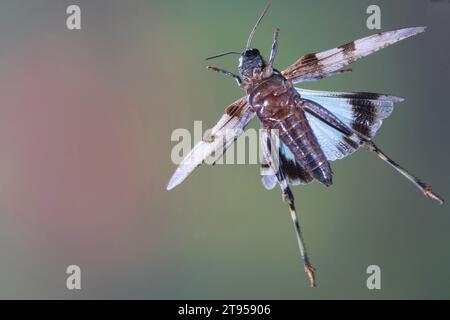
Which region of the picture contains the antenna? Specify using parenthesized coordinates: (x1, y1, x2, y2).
(246, 3, 271, 49)
(205, 51, 241, 60)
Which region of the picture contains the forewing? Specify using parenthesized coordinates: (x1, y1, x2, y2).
(167, 97, 254, 190)
(282, 27, 425, 83)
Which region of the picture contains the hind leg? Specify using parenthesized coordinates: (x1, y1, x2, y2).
(362, 141, 443, 204)
(282, 186, 316, 287)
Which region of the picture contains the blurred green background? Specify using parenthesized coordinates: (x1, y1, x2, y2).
(0, 0, 448, 299)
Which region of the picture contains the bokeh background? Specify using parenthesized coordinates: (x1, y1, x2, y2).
(0, 0, 448, 299)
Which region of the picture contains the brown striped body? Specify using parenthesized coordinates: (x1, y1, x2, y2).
(248, 72, 332, 186)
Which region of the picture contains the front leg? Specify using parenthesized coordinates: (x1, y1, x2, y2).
(263, 28, 280, 78)
(206, 66, 248, 89)
(268, 28, 280, 69)
(250, 28, 280, 80)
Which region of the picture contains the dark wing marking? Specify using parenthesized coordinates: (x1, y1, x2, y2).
(260, 130, 313, 189)
(299, 88, 403, 161)
(167, 97, 254, 190)
(299, 88, 402, 139)
(279, 142, 314, 186)
(282, 27, 425, 83)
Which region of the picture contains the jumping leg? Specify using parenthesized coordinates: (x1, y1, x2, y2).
(363, 141, 444, 204)
(260, 129, 316, 287)
(282, 186, 316, 287)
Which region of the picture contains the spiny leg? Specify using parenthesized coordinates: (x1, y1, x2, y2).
(206, 66, 247, 89)
(268, 28, 280, 69)
(363, 140, 444, 205)
(282, 186, 316, 287)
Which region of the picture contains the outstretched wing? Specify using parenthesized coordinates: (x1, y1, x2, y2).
(167, 96, 254, 190)
(299, 88, 403, 161)
(282, 27, 425, 83)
